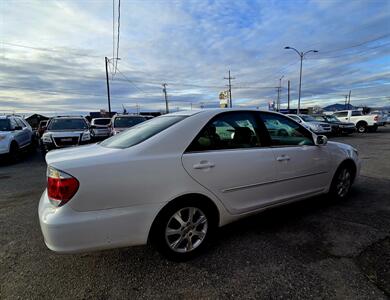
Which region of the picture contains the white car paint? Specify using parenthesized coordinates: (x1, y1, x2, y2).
(0, 116, 33, 155)
(39, 109, 361, 254)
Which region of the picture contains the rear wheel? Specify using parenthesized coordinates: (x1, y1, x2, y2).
(329, 164, 354, 200)
(151, 199, 215, 261)
(356, 122, 367, 133)
(9, 142, 19, 162)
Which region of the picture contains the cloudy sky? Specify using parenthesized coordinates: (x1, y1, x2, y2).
(1, 0, 389, 114)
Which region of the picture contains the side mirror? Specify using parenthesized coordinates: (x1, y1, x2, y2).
(315, 135, 328, 146)
(14, 126, 22, 130)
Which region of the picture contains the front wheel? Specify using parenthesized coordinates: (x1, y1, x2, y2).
(329, 165, 354, 200)
(151, 200, 215, 261)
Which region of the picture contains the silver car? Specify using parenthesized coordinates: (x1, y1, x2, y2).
(91, 118, 111, 140)
(287, 114, 332, 135)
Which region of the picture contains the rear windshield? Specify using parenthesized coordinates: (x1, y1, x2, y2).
(0, 119, 11, 131)
(114, 116, 146, 128)
(93, 118, 111, 125)
(101, 116, 186, 149)
(47, 118, 88, 130)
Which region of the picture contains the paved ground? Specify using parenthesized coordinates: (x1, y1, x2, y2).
(1, 127, 389, 299)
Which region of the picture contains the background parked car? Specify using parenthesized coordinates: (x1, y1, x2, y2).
(312, 115, 355, 135)
(333, 110, 380, 133)
(286, 114, 332, 135)
(0, 115, 34, 160)
(41, 116, 92, 152)
(90, 118, 111, 141)
(369, 110, 387, 126)
(110, 114, 147, 135)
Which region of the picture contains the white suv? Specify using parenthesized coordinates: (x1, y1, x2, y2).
(0, 115, 34, 158)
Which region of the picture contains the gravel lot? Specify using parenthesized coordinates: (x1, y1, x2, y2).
(1, 127, 389, 299)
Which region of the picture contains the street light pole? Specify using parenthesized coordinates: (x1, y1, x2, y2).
(284, 47, 318, 114)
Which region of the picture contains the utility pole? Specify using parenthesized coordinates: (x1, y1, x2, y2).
(284, 47, 319, 114)
(162, 83, 169, 113)
(276, 75, 284, 112)
(345, 95, 348, 110)
(287, 80, 291, 111)
(105, 57, 112, 116)
(348, 90, 351, 107)
(224, 70, 235, 108)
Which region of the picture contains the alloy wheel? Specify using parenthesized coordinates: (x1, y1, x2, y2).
(336, 168, 351, 198)
(165, 207, 208, 253)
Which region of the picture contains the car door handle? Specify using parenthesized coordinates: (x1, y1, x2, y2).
(193, 161, 215, 169)
(276, 155, 290, 162)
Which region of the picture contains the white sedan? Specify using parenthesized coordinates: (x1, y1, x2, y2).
(39, 109, 360, 260)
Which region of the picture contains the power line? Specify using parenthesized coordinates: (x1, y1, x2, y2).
(1, 42, 102, 58)
(320, 33, 390, 54)
(313, 42, 390, 59)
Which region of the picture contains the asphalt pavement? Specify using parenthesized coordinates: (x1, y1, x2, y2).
(1, 127, 389, 299)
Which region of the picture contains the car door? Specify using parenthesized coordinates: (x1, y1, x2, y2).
(334, 111, 349, 122)
(258, 112, 330, 200)
(182, 111, 279, 215)
(15, 118, 29, 146)
(10, 118, 24, 146)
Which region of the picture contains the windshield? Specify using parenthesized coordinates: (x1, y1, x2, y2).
(300, 115, 317, 122)
(47, 118, 88, 130)
(114, 116, 146, 128)
(101, 116, 187, 149)
(0, 119, 11, 131)
(93, 118, 111, 125)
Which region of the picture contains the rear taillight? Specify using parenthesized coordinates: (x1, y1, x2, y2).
(47, 166, 79, 207)
(374, 115, 379, 121)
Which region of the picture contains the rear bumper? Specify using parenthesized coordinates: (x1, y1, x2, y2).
(38, 190, 164, 253)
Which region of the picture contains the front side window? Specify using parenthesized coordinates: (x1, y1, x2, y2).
(47, 118, 88, 130)
(101, 116, 186, 149)
(187, 112, 261, 152)
(259, 113, 313, 146)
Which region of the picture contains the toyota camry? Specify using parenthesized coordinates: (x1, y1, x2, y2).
(39, 109, 360, 260)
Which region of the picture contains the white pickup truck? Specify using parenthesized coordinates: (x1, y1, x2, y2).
(333, 110, 380, 133)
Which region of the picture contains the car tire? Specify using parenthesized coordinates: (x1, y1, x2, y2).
(150, 198, 216, 261)
(329, 164, 354, 200)
(9, 142, 19, 162)
(356, 122, 367, 133)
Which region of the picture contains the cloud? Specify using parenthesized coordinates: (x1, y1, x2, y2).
(0, 0, 389, 114)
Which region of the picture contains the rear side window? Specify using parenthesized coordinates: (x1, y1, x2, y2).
(334, 112, 347, 118)
(15, 118, 26, 128)
(259, 112, 314, 146)
(351, 111, 362, 116)
(101, 116, 186, 149)
(187, 112, 261, 152)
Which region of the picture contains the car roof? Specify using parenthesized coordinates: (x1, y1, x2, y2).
(51, 116, 85, 119)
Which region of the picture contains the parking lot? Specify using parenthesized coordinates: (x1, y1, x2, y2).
(1, 128, 389, 299)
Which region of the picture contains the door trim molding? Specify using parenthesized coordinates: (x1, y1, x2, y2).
(222, 171, 328, 193)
